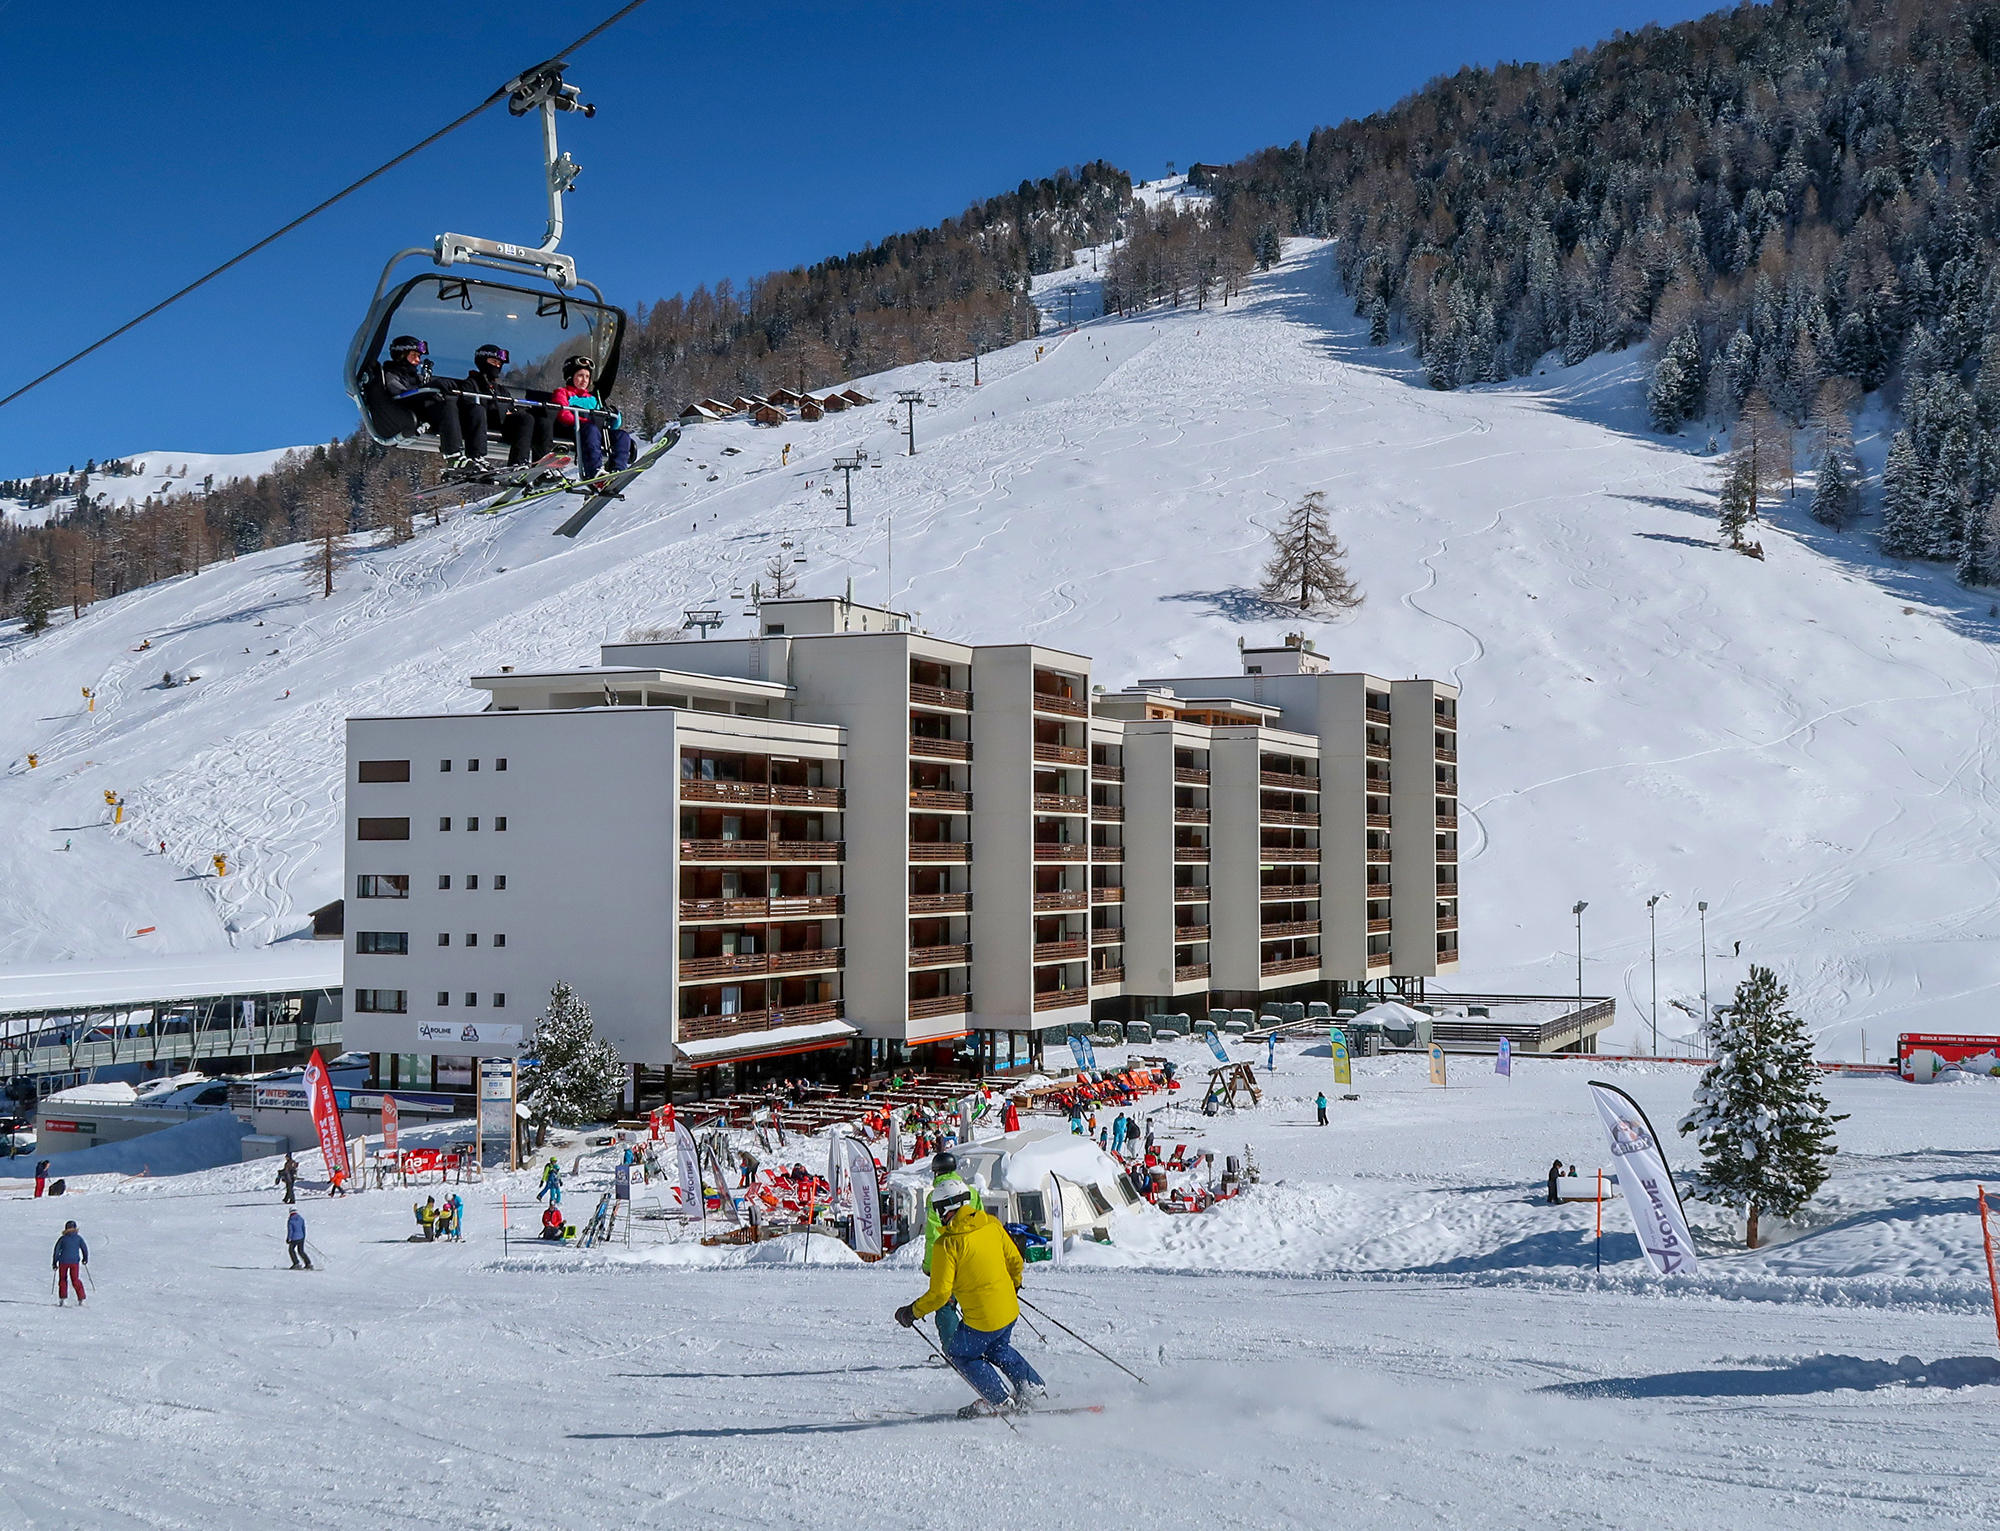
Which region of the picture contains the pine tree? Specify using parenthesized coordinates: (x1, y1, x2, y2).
(1260, 490, 1363, 613)
(1880, 430, 1932, 556)
(21, 560, 52, 634)
(1648, 322, 1705, 432)
(1807, 379, 1860, 530)
(1368, 297, 1391, 347)
(520, 981, 623, 1141)
(1716, 453, 1758, 549)
(1678, 965, 1841, 1249)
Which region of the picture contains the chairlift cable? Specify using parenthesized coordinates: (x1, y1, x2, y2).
(0, 0, 654, 414)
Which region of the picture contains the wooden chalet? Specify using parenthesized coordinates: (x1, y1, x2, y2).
(751, 403, 788, 426)
(840, 388, 875, 406)
(815, 392, 849, 412)
(798, 397, 824, 421)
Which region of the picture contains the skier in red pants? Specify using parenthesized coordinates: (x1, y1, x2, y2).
(52, 1220, 87, 1305)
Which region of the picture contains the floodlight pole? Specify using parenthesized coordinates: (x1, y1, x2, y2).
(896, 390, 923, 456)
(1697, 900, 1710, 1054)
(1647, 893, 1668, 1055)
(1571, 901, 1588, 1018)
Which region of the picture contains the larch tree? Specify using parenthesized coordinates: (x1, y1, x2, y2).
(1807, 379, 1860, 531)
(520, 981, 623, 1143)
(1678, 965, 1842, 1249)
(301, 477, 351, 599)
(763, 553, 799, 599)
(1260, 490, 1364, 614)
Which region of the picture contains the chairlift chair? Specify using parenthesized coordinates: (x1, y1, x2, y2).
(342, 64, 629, 464)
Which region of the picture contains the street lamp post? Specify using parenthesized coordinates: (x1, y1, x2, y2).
(1697, 900, 1710, 1054)
(1646, 893, 1669, 1055)
(1571, 900, 1588, 1016)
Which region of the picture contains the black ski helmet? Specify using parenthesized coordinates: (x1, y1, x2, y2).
(930, 1151, 957, 1177)
(561, 353, 595, 382)
(389, 336, 426, 358)
(474, 343, 509, 368)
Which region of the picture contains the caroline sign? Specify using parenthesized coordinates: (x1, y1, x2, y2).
(1588, 1080, 1700, 1277)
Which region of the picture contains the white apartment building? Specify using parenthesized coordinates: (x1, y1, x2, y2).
(342, 600, 1456, 1106)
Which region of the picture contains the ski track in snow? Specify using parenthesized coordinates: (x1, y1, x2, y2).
(5, 240, 2000, 1051)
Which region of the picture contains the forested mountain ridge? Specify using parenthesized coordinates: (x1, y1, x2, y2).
(1177, 0, 2000, 582)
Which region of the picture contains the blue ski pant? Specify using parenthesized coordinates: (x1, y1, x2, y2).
(576, 421, 634, 477)
(945, 1317, 1043, 1406)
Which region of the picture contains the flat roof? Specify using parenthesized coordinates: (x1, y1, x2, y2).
(471, 667, 794, 696)
(0, 944, 343, 1021)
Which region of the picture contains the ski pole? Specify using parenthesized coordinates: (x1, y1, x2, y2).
(908, 1317, 1017, 1432)
(1018, 1296, 1149, 1386)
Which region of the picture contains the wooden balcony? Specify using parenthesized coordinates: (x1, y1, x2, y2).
(1034, 743, 1088, 766)
(910, 736, 971, 761)
(909, 842, 971, 863)
(1367, 885, 1393, 901)
(1259, 770, 1318, 791)
(1033, 939, 1089, 963)
(1366, 741, 1391, 761)
(1435, 747, 1457, 763)
(678, 1000, 843, 1043)
(1090, 885, 1125, 903)
(1034, 890, 1088, 912)
(1366, 847, 1391, 864)
(1033, 989, 1089, 1012)
(1032, 691, 1085, 718)
(908, 993, 970, 1020)
(1174, 807, 1210, 825)
(909, 789, 970, 813)
(1367, 813, 1393, 828)
(1173, 963, 1210, 982)
(1090, 843, 1124, 862)
(1090, 802, 1124, 822)
(1366, 951, 1393, 969)
(909, 944, 970, 968)
(681, 839, 843, 862)
(908, 892, 971, 915)
(1261, 809, 1320, 827)
(770, 946, 843, 974)
(1035, 792, 1089, 815)
(1173, 924, 1210, 942)
(1261, 956, 1320, 977)
(1261, 846, 1318, 863)
(680, 780, 843, 808)
(1438, 849, 1458, 864)
(1436, 813, 1457, 828)
(680, 895, 844, 922)
(1435, 709, 1457, 731)
(1437, 916, 1459, 931)
(1260, 919, 1320, 938)
(909, 682, 971, 711)
(1365, 707, 1391, 725)
(1173, 766, 1210, 785)
(1436, 879, 1459, 896)
(1260, 884, 1320, 902)
(1090, 927, 1123, 945)
(679, 953, 771, 981)
(1172, 884, 1208, 901)
(1174, 846, 1210, 862)
(1092, 762, 1124, 782)
(1367, 917, 1392, 934)
(1091, 966, 1124, 985)
(1034, 842, 1086, 862)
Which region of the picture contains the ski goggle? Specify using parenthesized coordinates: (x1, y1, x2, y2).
(476, 348, 510, 366)
(390, 339, 428, 358)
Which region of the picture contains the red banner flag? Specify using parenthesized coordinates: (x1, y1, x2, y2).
(303, 1049, 351, 1182)
(381, 1094, 400, 1157)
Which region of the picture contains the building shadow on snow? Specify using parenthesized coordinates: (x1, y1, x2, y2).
(1541, 1353, 2000, 1400)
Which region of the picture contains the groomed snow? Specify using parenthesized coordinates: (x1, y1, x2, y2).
(3, 240, 2000, 1055)
(5, 1040, 1997, 1528)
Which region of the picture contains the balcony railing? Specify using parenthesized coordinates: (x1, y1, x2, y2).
(1367, 883, 1392, 901)
(1436, 813, 1457, 828)
(1260, 919, 1320, 938)
(1033, 989, 1088, 1012)
(1091, 885, 1125, 903)
(1033, 743, 1087, 766)
(1090, 802, 1124, 821)
(1260, 884, 1320, 902)
(1174, 766, 1210, 785)
(1259, 770, 1318, 791)
(1261, 956, 1320, 977)
(1436, 746, 1457, 763)
(1436, 879, 1459, 895)
(1034, 890, 1088, 912)
(1034, 843, 1087, 862)
(682, 839, 843, 862)
(1032, 691, 1085, 717)
(1367, 917, 1392, 934)
(1035, 793, 1089, 815)
(1366, 847, 1391, 864)
(770, 946, 843, 974)
(1174, 846, 1210, 862)
(680, 780, 843, 808)
(1261, 810, 1320, 827)
(1367, 813, 1393, 828)
(1438, 916, 1459, 931)
(1438, 849, 1458, 864)
(1435, 710, 1457, 732)
(1174, 807, 1210, 825)
(908, 892, 971, 915)
(909, 682, 971, 711)
(1173, 963, 1210, 982)
(1090, 843, 1124, 861)
(679, 895, 844, 921)
(1092, 762, 1124, 782)
(679, 1000, 843, 1043)
(1090, 927, 1123, 945)
(1033, 939, 1089, 963)
(679, 953, 770, 980)
(1366, 950, 1393, 969)
(1172, 884, 1208, 902)
(908, 993, 970, 1020)
(909, 944, 970, 968)
(1261, 846, 1318, 863)
(909, 789, 971, 813)
(1366, 741, 1391, 761)
(909, 842, 972, 863)
(1091, 966, 1124, 985)
(1173, 924, 1210, 941)
(910, 736, 971, 761)
(1365, 707, 1391, 725)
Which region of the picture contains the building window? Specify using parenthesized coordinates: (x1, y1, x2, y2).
(467, 817, 479, 831)
(436, 1056, 473, 1089)
(465, 933, 478, 947)
(464, 992, 478, 1008)
(468, 759, 480, 772)
(493, 993, 506, 1008)
(356, 874, 409, 899)
(496, 758, 507, 771)
(439, 816, 452, 831)
(440, 759, 452, 772)
(438, 932, 450, 946)
(494, 933, 507, 948)
(466, 875, 480, 890)
(395, 1053, 431, 1089)
(357, 759, 410, 783)
(494, 875, 507, 891)
(437, 991, 451, 1006)
(355, 931, 408, 955)
(438, 875, 451, 890)
(495, 816, 507, 831)
(352, 989, 407, 1014)
(357, 818, 411, 841)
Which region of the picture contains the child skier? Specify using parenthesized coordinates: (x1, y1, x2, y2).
(52, 1220, 87, 1304)
(896, 1183, 1046, 1417)
(537, 1158, 563, 1206)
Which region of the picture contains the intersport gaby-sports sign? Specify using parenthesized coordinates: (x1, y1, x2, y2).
(1587, 1080, 1699, 1277)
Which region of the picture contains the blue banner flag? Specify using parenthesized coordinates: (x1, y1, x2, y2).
(1496, 1037, 1512, 1077)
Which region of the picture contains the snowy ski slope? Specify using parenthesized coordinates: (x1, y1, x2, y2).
(2, 445, 303, 526)
(4, 239, 1998, 1053)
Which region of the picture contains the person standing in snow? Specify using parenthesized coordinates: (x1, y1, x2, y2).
(1001, 1098, 1020, 1134)
(52, 1219, 87, 1305)
(286, 1209, 312, 1269)
(34, 1158, 49, 1197)
(896, 1182, 1046, 1417)
(275, 1155, 299, 1204)
(445, 1192, 464, 1241)
(537, 1157, 563, 1206)
(1316, 1092, 1328, 1127)
(1547, 1158, 1565, 1205)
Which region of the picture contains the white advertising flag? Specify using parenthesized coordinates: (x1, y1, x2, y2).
(887, 1108, 904, 1168)
(1587, 1080, 1700, 1277)
(844, 1137, 882, 1258)
(674, 1121, 704, 1227)
(1044, 1174, 1064, 1264)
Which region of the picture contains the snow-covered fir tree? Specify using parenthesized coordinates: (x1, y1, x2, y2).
(1260, 490, 1363, 613)
(21, 561, 52, 634)
(520, 981, 623, 1140)
(1807, 381, 1860, 531)
(1647, 323, 1704, 433)
(1678, 965, 1842, 1249)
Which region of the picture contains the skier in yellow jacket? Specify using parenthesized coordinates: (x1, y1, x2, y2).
(896, 1182, 1047, 1415)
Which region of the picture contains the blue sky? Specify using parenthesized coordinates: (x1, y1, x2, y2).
(0, 1, 1724, 477)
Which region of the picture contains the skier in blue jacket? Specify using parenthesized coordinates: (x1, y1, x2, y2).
(52, 1221, 87, 1304)
(286, 1210, 312, 1269)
